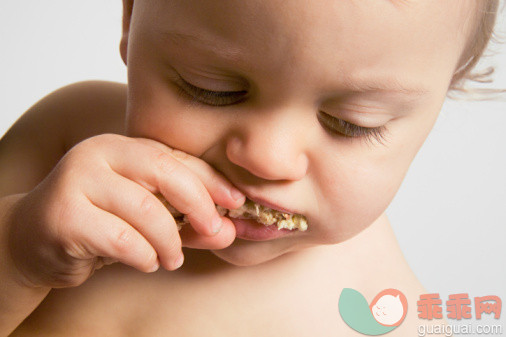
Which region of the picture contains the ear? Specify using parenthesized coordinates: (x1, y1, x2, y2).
(120, 0, 134, 65)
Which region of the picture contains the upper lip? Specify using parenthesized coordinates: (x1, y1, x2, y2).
(237, 190, 301, 216)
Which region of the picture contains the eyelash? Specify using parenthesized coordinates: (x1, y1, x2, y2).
(175, 77, 247, 106)
(174, 77, 388, 144)
(317, 112, 388, 144)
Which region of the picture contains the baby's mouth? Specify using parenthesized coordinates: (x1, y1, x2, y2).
(218, 199, 308, 231)
(155, 194, 308, 232)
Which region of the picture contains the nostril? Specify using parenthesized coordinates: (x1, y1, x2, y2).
(225, 136, 253, 174)
(225, 136, 242, 165)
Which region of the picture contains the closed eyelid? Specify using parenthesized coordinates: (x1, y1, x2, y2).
(172, 76, 248, 107)
(178, 76, 247, 94)
(322, 98, 408, 117)
(338, 102, 387, 114)
(170, 69, 390, 144)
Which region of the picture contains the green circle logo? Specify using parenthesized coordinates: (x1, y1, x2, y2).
(338, 288, 408, 335)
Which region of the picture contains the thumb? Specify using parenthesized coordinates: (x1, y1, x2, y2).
(179, 217, 236, 249)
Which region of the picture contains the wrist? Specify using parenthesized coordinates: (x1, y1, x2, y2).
(0, 194, 48, 290)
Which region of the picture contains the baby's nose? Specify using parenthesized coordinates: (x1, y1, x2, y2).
(225, 113, 309, 181)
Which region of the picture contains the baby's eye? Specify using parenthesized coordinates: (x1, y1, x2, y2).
(175, 76, 248, 107)
(317, 111, 388, 144)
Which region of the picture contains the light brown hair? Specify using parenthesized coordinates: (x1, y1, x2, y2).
(449, 0, 505, 99)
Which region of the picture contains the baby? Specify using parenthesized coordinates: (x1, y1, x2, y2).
(0, 0, 502, 336)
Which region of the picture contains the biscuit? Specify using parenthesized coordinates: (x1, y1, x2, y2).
(155, 194, 308, 231)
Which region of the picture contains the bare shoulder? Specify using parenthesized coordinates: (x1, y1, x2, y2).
(40, 80, 128, 149)
(3, 80, 127, 145)
(0, 80, 127, 196)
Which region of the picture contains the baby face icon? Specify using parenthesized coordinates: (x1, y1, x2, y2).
(370, 289, 408, 327)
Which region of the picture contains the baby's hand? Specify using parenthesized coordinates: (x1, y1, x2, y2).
(6, 134, 244, 288)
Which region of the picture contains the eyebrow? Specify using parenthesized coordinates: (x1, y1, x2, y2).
(158, 30, 429, 99)
(339, 75, 429, 98)
(158, 30, 245, 63)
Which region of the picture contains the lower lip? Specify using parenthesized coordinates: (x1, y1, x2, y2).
(231, 218, 296, 241)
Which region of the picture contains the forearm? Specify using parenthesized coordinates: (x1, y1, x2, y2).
(0, 194, 50, 337)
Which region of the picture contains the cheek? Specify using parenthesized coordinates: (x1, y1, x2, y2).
(315, 154, 403, 241)
(314, 116, 433, 242)
(125, 52, 227, 155)
(126, 80, 223, 156)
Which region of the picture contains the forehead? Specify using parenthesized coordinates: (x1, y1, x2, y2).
(134, 0, 477, 93)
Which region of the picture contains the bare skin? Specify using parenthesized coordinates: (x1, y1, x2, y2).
(1, 81, 442, 336)
(1, 0, 478, 334)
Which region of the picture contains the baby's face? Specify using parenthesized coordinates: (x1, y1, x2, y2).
(124, 0, 476, 265)
(371, 294, 405, 326)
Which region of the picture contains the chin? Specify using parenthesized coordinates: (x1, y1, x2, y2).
(210, 238, 290, 267)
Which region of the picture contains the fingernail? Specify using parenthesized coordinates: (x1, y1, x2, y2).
(229, 187, 245, 201)
(212, 215, 223, 234)
(174, 253, 184, 269)
(149, 259, 160, 273)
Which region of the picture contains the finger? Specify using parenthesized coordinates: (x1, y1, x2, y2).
(179, 217, 236, 249)
(134, 138, 246, 210)
(69, 203, 160, 273)
(98, 136, 222, 237)
(85, 172, 184, 270)
(94, 257, 119, 270)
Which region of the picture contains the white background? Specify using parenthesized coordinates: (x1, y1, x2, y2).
(1, 1, 505, 332)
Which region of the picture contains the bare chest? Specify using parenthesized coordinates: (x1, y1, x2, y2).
(12, 258, 347, 336)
